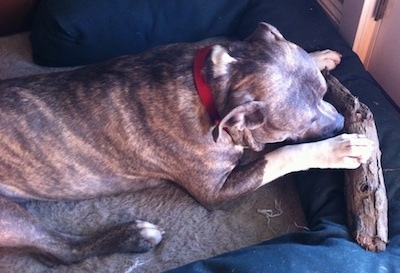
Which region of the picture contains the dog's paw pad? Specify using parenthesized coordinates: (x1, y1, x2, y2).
(136, 220, 164, 246)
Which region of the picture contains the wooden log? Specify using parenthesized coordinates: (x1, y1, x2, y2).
(324, 74, 388, 252)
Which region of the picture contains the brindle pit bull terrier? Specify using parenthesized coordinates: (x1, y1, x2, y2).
(0, 23, 373, 264)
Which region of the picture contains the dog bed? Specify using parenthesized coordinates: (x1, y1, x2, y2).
(1, 0, 400, 272)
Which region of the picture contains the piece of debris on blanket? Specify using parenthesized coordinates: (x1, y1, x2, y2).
(257, 199, 283, 234)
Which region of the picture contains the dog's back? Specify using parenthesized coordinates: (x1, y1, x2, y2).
(0, 43, 240, 202)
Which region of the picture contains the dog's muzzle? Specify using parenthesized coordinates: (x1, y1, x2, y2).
(297, 101, 344, 142)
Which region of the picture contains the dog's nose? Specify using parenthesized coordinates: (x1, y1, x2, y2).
(335, 113, 345, 132)
(319, 112, 344, 139)
(297, 106, 344, 143)
(336, 114, 344, 132)
(320, 99, 344, 132)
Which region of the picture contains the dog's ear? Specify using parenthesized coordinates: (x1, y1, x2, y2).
(245, 22, 284, 44)
(211, 45, 237, 77)
(212, 101, 267, 142)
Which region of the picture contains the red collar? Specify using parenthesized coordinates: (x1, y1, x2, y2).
(193, 45, 221, 125)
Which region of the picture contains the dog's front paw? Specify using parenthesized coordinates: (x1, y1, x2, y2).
(309, 49, 342, 71)
(317, 133, 374, 169)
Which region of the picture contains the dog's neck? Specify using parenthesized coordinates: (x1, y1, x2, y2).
(193, 46, 232, 142)
(193, 45, 222, 125)
(193, 46, 264, 151)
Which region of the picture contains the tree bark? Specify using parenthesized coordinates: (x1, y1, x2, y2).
(324, 74, 388, 252)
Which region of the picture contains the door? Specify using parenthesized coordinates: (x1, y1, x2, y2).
(367, 0, 400, 107)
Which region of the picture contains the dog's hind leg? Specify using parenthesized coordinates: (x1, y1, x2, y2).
(0, 196, 163, 265)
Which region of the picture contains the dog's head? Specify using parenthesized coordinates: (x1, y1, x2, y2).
(212, 22, 343, 151)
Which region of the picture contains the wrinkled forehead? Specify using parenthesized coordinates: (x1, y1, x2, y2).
(257, 61, 328, 130)
(272, 40, 317, 71)
(266, 40, 327, 93)
(246, 22, 317, 69)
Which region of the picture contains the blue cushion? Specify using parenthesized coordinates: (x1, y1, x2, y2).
(30, 0, 250, 66)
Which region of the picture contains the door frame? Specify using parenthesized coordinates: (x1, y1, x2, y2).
(319, 0, 382, 67)
(344, 0, 382, 67)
